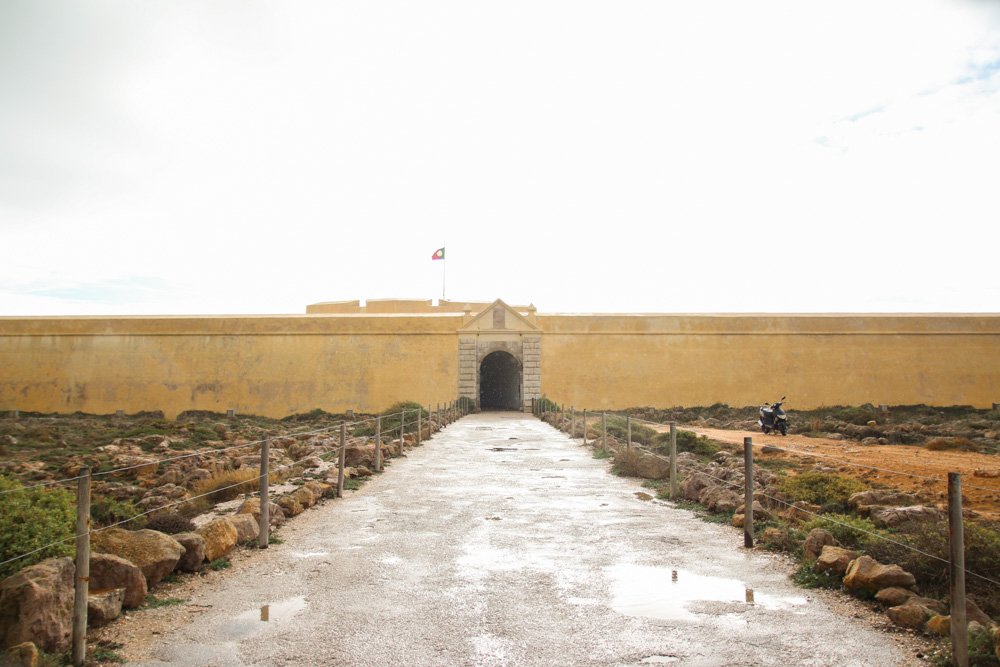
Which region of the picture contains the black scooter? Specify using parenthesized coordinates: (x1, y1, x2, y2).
(759, 397, 788, 436)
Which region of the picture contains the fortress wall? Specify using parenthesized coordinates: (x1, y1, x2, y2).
(538, 314, 1000, 410)
(0, 314, 462, 418)
(1, 312, 998, 418)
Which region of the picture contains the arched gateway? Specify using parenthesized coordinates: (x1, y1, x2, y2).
(479, 351, 521, 410)
(457, 299, 541, 412)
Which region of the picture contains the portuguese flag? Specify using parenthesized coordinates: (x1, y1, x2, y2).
(431, 247, 445, 260)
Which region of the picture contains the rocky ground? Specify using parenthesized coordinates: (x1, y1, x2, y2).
(2, 406, 999, 664)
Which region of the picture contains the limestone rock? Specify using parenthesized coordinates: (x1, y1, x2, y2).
(196, 518, 238, 562)
(110, 455, 159, 478)
(91, 528, 185, 587)
(173, 533, 206, 572)
(907, 597, 948, 616)
(802, 529, 839, 562)
(783, 501, 822, 523)
(290, 485, 317, 509)
(630, 452, 671, 479)
(927, 615, 950, 635)
(734, 501, 769, 521)
(815, 546, 860, 574)
(0, 557, 74, 653)
(236, 498, 286, 527)
(875, 587, 915, 607)
(761, 527, 786, 544)
(994, 626, 1000, 661)
(965, 598, 995, 629)
(304, 481, 333, 499)
(182, 468, 212, 489)
(1, 642, 40, 667)
(157, 469, 184, 486)
(89, 553, 147, 608)
(680, 473, 715, 502)
(229, 514, 260, 543)
(87, 588, 125, 627)
(869, 505, 946, 530)
(276, 495, 304, 517)
(343, 443, 377, 469)
(848, 490, 919, 510)
(698, 485, 740, 513)
(843, 556, 916, 593)
(887, 604, 932, 630)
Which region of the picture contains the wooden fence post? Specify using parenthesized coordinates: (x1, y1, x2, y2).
(72, 466, 91, 667)
(582, 410, 587, 446)
(532, 397, 536, 416)
(602, 413, 607, 450)
(337, 424, 346, 498)
(375, 416, 382, 472)
(626, 415, 632, 452)
(744, 437, 754, 548)
(399, 410, 406, 457)
(669, 423, 678, 499)
(258, 439, 270, 548)
(949, 472, 968, 667)
(417, 409, 422, 446)
(570, 407, 575, 437)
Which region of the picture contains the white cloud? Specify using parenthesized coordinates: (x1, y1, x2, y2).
(1, 0, 998, 316)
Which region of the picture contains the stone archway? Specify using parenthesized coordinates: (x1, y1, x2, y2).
(479, 351, 522, 410)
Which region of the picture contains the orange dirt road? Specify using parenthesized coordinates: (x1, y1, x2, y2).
(683, 426, 1000, 520)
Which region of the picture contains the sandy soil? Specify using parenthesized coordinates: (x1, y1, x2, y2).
(684, 426, 1000, 520)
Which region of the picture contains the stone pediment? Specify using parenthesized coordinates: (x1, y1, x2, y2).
(458, 299, 540, 332)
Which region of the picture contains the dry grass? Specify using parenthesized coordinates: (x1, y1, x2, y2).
(611, 448, 646, 477)
(926, 437, 980, 452)
(189, 468, 261, 505)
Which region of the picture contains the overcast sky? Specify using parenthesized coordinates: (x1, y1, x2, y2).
(1, 1, 998, 316)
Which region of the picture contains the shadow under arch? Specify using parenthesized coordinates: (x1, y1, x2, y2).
(479, 351, 521, 410)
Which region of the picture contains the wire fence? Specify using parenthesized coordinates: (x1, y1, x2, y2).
(0, 398, 470, 666)
(535, 400, 999, 666)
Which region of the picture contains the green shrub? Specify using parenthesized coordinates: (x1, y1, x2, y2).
(799, 514, 884, 552)
(863, 519, 1000, 617)
(537, 397, 558, 413)
(0, 475, 76, 579)
(90, 496, 145, 530)
(836, 406, 878, 425)
(791, 562, 843, 589)
(652, 430, 718, 459)
(778, 473, 867, 511)
(208, 557, 231, 571)
(604, 416, 657, 446)
(457, 396, 476, 412)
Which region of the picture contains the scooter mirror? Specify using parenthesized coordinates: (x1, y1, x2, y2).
(781, 396, 786, 401)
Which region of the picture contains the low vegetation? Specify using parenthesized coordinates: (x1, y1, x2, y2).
(0, 475, 75, 580)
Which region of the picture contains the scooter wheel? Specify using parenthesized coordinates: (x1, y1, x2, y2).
(778, 423, 787, 436)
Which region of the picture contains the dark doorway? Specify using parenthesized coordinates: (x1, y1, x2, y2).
(479, 351, 521, 410)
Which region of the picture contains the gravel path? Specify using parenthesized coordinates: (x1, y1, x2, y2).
(127, 412, 915, 666)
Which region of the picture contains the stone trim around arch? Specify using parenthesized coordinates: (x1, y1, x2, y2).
(457, 299, 541, 412)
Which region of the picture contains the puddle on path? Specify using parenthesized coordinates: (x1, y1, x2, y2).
(222, 596, 307, 638)
(609, 565, 806, 621)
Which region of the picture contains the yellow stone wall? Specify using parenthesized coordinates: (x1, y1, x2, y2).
(1, 310, 998, 418)
(0, 314, 464, 418)
(539, 314, 1000, 410)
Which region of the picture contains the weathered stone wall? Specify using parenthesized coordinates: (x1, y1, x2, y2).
(1, 310, 998, 418)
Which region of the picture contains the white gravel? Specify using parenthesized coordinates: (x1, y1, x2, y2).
(124, 412, 919, 666)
